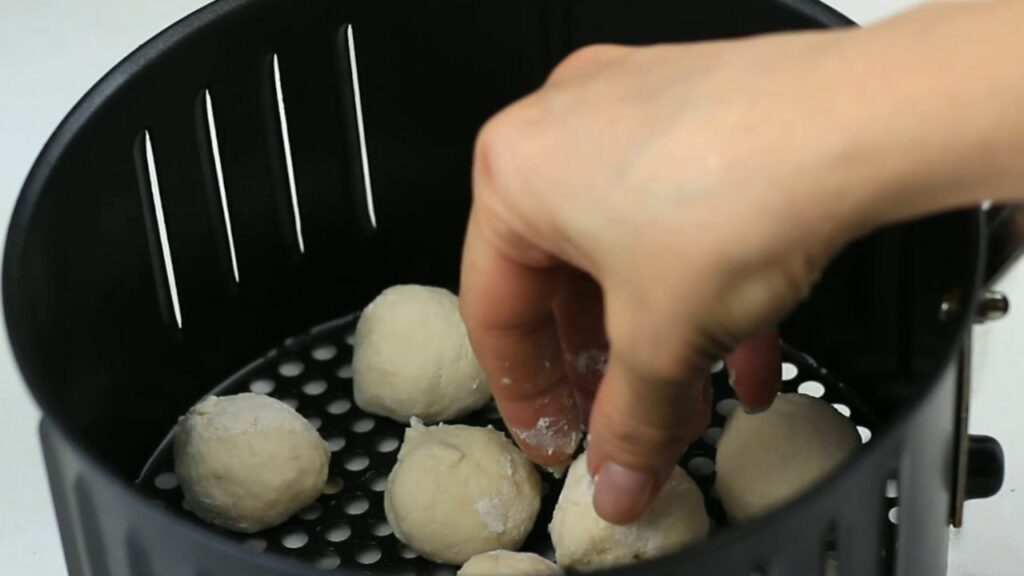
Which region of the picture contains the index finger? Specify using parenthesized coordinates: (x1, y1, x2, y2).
(460, 211, 582, 468)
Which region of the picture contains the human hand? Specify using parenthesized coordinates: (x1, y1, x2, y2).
(461, 0, 1024, 526)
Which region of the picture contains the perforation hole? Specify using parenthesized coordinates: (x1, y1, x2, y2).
(351, 417, 375, 433)
(797, 380, 826, 398)
(375, 435, 400, 453)
(298, 503, 322, 520)
(249, 379, 275, 394)
(398, 546, 418, 559)
(279, 361, 304, 377)
(325, 523, 351, 542)
(327, 398, 352, 414)
(328, 437, 347, 452)
(857, 426, 873, 443)
(716, 398, 739, 417)
(372, 521, 393, 537)
(345, 330, 357, 346)
(687, 457, 715, 477)
(369, 473, 388, 492)
(154, 472, 178, 490)
(703, 427, 723, 446)
(888, 506, 899, 524)
(832, 403, 851, 417)
(356, 546, 382, 565)
(315, 552, 341, 570)
(312, 344, 337, 361)
(344, 453, 370, 471)
(281, 530, 308, 549)
(343, 495, 370, 515)
(710, 359, 725, 373)
(322, 477, 343, 495)
(337, 364, 354, 379)
(301, 380, 327, 396)
(781, 362, 798, 381)
(280, 398, 299, 409)
(307, 416, 322, 430)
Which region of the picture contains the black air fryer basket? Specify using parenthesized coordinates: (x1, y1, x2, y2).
(4, 1, 1014, 575)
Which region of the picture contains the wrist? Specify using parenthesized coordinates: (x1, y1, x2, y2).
(823, 0, 1024, 236)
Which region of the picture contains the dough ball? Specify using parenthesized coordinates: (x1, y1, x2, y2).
(353, 284, 490, 423)
(385, 421, 542, 565)
(715, 393, 860, 522)
(549, 454, 709, 571)
(173, 393, 329, 533)
(458, 551, 562, 576)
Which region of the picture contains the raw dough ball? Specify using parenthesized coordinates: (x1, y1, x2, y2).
(353, 284, 490, 423)
(549, 454, 710, 571)
(385, 421, 542, 565)
(715, 393, 861, 522)
(458, 551, 562, 576)
(173, 393, 329, 533)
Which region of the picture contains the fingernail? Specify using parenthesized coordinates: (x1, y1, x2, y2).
(593, 461, 655, 525)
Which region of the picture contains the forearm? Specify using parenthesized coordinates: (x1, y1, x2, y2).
(835, 0, 1024, 233)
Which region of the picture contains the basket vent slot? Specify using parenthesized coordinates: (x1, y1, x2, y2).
(344, 24, 377, 230)
(138, 130, 183, 329)
(203, 89, 240, 283)
(272, 53, 306, 253)
(884, 471, 900, 576)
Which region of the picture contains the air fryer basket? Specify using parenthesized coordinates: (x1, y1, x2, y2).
(1, 0, 1003, 575)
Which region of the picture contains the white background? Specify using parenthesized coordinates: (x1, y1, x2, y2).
(0, 1, 1019, 575)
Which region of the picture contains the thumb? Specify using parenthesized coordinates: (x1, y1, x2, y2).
(585, 356, 711, 525)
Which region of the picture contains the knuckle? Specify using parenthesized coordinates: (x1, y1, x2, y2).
(474, 100, 544, 200)
(551, 43, 624, 79)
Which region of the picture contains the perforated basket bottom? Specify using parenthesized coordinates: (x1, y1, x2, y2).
(138, 313, 885, 575)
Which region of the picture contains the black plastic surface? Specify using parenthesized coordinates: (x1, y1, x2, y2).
(965, 435, 1005, 501)
(136, 315, 879, 574)
(3, 0, 991, 575)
